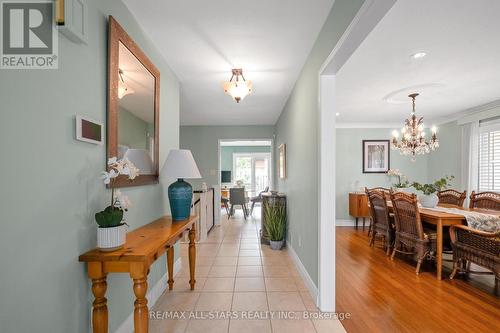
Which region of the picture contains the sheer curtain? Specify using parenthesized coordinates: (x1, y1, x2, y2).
(461, 121, 479, 206)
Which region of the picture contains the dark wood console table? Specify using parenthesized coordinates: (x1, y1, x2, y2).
(79, 215, 198, 333)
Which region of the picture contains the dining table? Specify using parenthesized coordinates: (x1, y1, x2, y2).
(385, 202, 500, 280)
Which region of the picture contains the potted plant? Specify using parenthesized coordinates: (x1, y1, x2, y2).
(263, 201, 286, 250)
(387, 169, 410, 190)
(412, 176, 454, 208)
(95, 157, 139, 251)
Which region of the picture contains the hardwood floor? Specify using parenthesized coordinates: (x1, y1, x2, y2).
(336, 227, 500, 333)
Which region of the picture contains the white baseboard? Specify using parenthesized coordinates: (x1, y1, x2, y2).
(114, 257, 182, 333)
(287, 244, 318, 302)
(336, 218, 370, 227)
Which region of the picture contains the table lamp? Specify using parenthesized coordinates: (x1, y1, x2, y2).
(160, 149, 202, 221)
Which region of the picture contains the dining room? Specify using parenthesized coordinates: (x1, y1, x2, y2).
(333, 1, 500, 331)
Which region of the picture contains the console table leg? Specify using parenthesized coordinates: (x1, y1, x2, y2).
(188, 226, 196, 290)
(130, 263, 148, 333)
(167, 245, 174, 290)
(88, 263, 108, 333)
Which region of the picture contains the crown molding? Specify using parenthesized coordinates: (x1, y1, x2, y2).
(336, 122, 402, 129)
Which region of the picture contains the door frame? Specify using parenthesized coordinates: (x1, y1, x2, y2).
(316, 0, 396, 311)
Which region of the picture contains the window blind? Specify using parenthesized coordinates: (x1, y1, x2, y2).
(478, 119, 500, 191)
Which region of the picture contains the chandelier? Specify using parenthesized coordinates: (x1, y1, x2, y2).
(391, 93, 438, 161)
(118, 69, 134, 99)
(222, 68, 252, 103)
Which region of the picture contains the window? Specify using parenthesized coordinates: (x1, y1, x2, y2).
(478, 119, 500, 191)
(233, 152, 271, 193)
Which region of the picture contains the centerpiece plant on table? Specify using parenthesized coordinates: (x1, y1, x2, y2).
(95, 157, 139, 251)
(387, 169, 410, 190)
(411, 175, 454, 208)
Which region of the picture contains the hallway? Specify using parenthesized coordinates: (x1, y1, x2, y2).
(150, 210, 345, 333)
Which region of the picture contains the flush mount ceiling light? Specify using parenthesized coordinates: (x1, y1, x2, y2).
(118, 68, 134, 99)
(411, 51, 427, 59)
(222, 68, 252, 103)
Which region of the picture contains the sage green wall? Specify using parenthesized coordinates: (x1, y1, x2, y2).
(118, 107, 151, 150)
(180, 126, 275, 188)
(427, 121, 463, 188)
(274, 0, 365, 286)
(0, 1, 179, 332)
(335, 128, 429, 220)
(221, 146, 272, 176)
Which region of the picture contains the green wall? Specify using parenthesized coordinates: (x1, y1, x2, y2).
(118, 107, 151, 150)
(0, 1, 179, 332)
(220, 146, 272, 178)
(274, 0, 365, 286)
(180, 126, 275, 188)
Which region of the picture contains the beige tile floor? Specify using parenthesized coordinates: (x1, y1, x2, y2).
(150, 208, 346, 333)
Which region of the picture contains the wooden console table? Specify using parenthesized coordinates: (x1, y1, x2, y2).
(79, 215, 198, 333)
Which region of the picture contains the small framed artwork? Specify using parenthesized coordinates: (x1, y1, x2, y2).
(362, 140, 390, 173)
(279, 143, 287, 179)
(76, 115, 104, 145)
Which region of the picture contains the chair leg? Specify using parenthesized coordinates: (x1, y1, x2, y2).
(386, 244, 391, 256)
(367, 219, 372, 236)
(242, 205, 247, 220)
(450, 259, 460, 280)
(415, 258, 423, 275)
(391, 247, 397, 260)
(369, 231, 375, 247)
(250, 202, 256, 215)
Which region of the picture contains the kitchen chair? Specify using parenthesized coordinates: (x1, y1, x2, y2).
(367, 187, 391, 236)
(229, 187, 249, 219)
(250, 186, 269, 215)
(469, 191, 500, 210)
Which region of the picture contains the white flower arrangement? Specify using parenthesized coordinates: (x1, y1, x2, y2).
(387, 169, 409, 188)
(95, 157, 139, 228)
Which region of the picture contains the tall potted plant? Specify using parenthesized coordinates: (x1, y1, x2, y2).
(412, 176, 454, 208)
(263, 201, 286, 250)
(95, 157, 139, 251)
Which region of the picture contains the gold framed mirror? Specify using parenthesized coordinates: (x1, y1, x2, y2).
(107, 16, 160, 187)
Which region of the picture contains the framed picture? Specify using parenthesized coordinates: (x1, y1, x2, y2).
(278, 143, 286, 179)
(362, 140, 390, 173)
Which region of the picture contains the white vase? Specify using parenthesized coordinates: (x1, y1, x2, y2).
(420, 194, 439, 208)
(97, 224, 127, 251)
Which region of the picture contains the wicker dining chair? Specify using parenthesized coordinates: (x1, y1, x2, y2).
(438, 189, 467, 207)
(469, 191, 500, 210)
(367, 187, 391, 237)
(449, 225, 500, 295)
(390, 191, 437, 274)
(365, 187, 394, 255)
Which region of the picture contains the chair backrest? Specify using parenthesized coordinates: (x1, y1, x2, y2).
(438, 189, 466, 207)
(469, 191, 500, 211)
(229, 187, 246, 205)
(371, 187, 391, 195)
(390, 190, 425, 240)
(365, 187, 391, 230)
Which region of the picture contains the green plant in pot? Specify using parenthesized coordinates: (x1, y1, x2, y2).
(264, 201, 286, 250)
(412, 175, 454, 208)
(95, 157, 139, 251)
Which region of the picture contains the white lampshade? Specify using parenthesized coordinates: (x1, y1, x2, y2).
(160, 149, 201, 179)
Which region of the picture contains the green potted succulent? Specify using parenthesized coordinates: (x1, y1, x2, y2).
(95, 157, 139, 251)
(263, 201, 286, 250)
(412, 176, 454, 208)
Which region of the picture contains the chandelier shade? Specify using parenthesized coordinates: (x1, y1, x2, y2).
(391, 93, 438, 161)
(222, 68, 252, 103)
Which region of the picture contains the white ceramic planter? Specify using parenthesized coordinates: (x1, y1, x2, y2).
(97, 224, 127, 251)
(270, 240, 284, 250)
(420, 194, 439, 208)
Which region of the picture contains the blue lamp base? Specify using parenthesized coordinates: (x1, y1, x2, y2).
(168, 178, 193, 221)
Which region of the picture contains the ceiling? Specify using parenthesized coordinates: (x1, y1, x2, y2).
(123, 0, 334, 125)
(335, 0, 500, 126)
(220, 140, 272, 147)
(118, 42, 155, 123)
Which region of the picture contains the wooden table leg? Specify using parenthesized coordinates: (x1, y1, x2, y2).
(167, 245, 174, 290)
(130, 263, 148, 333)
(188, 225, 196, 290)
(88, 262, 108, 333)
(436, 220, 443, 280)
